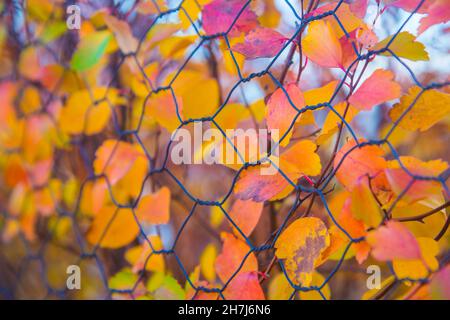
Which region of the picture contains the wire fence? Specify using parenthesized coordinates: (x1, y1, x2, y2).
(0, 0, 449, 300)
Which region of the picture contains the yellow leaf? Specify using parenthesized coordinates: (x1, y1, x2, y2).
(275, 217, 330, 286)
(299, 272, 331, 300)
(200, 243, 217, 282)
(125, 236, 165, 273)
(158, 36, 197, 59)
(393, 237, 439, 280)
(373, 31, 429, 61)
(268, 273, 293, 300)
(361, 275, 396, 300)
(299, 80, 339, 125)
(19, 86, 41, 114)
(171, 70, 219, 119)
(389, 86, 450, 131)
(350, 177, 383, 228)
(320, 102, 359, 142)
(59, 88, 122, 135)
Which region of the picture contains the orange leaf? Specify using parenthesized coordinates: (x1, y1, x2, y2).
(136, 187, 171, 224)
(87, 206, 140, 249)
(338, 198, 370, 264)
(93, 140, 144, 185)
(334, 140, 387, 190)
(215, 232, 258, 283)
(228, 198, 264, 237)
(302, 20, 342, 68)
(145, 90, 183, 133)
(234, 140, 321, 202)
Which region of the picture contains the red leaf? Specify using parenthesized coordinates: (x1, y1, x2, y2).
(202, 0, 258, 36)
(223, 271, 265, 300)
(232, 27, 288, 59)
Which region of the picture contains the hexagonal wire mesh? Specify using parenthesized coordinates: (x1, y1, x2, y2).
(0, 0, 449, 300)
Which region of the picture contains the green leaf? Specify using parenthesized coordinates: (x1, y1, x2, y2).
(71, 31, 112, 72)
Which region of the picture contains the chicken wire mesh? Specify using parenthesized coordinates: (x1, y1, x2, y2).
(0, 0, 449, 300)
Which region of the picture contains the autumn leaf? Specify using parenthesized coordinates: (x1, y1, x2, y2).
(233, 157, 299, 202)
(385, 156, 448, 205)
(298, 272, 331, 300)
(318, 102, 359, 143)
(234, 140, 321, 202)
(366, 220, 421, 261)
(232, 27, 288, 59)
(125, 236, 165, 273)
(275, 217, 330, 286)
(350, 176, 383, 228)
(268, 272, 293, 300)
(93, 140, 144, 185)
(59, 88, 123, 135)
(417, 0, 450, 34)
(136, 187, 171, 224)
(389, 86, 450, 132)
(266, 83, 304, 147)
(200, 243, 217, 282)
(302, 20, 342, 69)
(145, 89, 183, 132)
(392, 237, 439, 280)
(171, 70, 219, 119)
(337, 197, 370, 264)
(215, 232, 258, 283)
(348, 69, 401, 111)
(300, 80, 339, 126)
(71, 30, 112, 72)
(373, 31, 429, 61)
(104, 14, 138, 54)
(202, 0, 258, 36)
(87, 205, 139, 249)
(222, 271, 265, 300)
(228, 198, 264, 237)
(429, 265, 450, 299)
(334, 140, 387, 190)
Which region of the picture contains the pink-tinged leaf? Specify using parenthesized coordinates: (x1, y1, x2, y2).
(232, 27, 288, 59)
(430, 265, 450, 299)
(266, 83, 305, 147)
(366, 221, 422, 261)
(349, 0, 369, 18)
(348, 69, 401, 110)
(385, 156, 448, 204)
(202, 0, 258, 36)
(223, 272, 265, 300)
(418, 0, 450, 34)
(385, 0, 430, 13)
